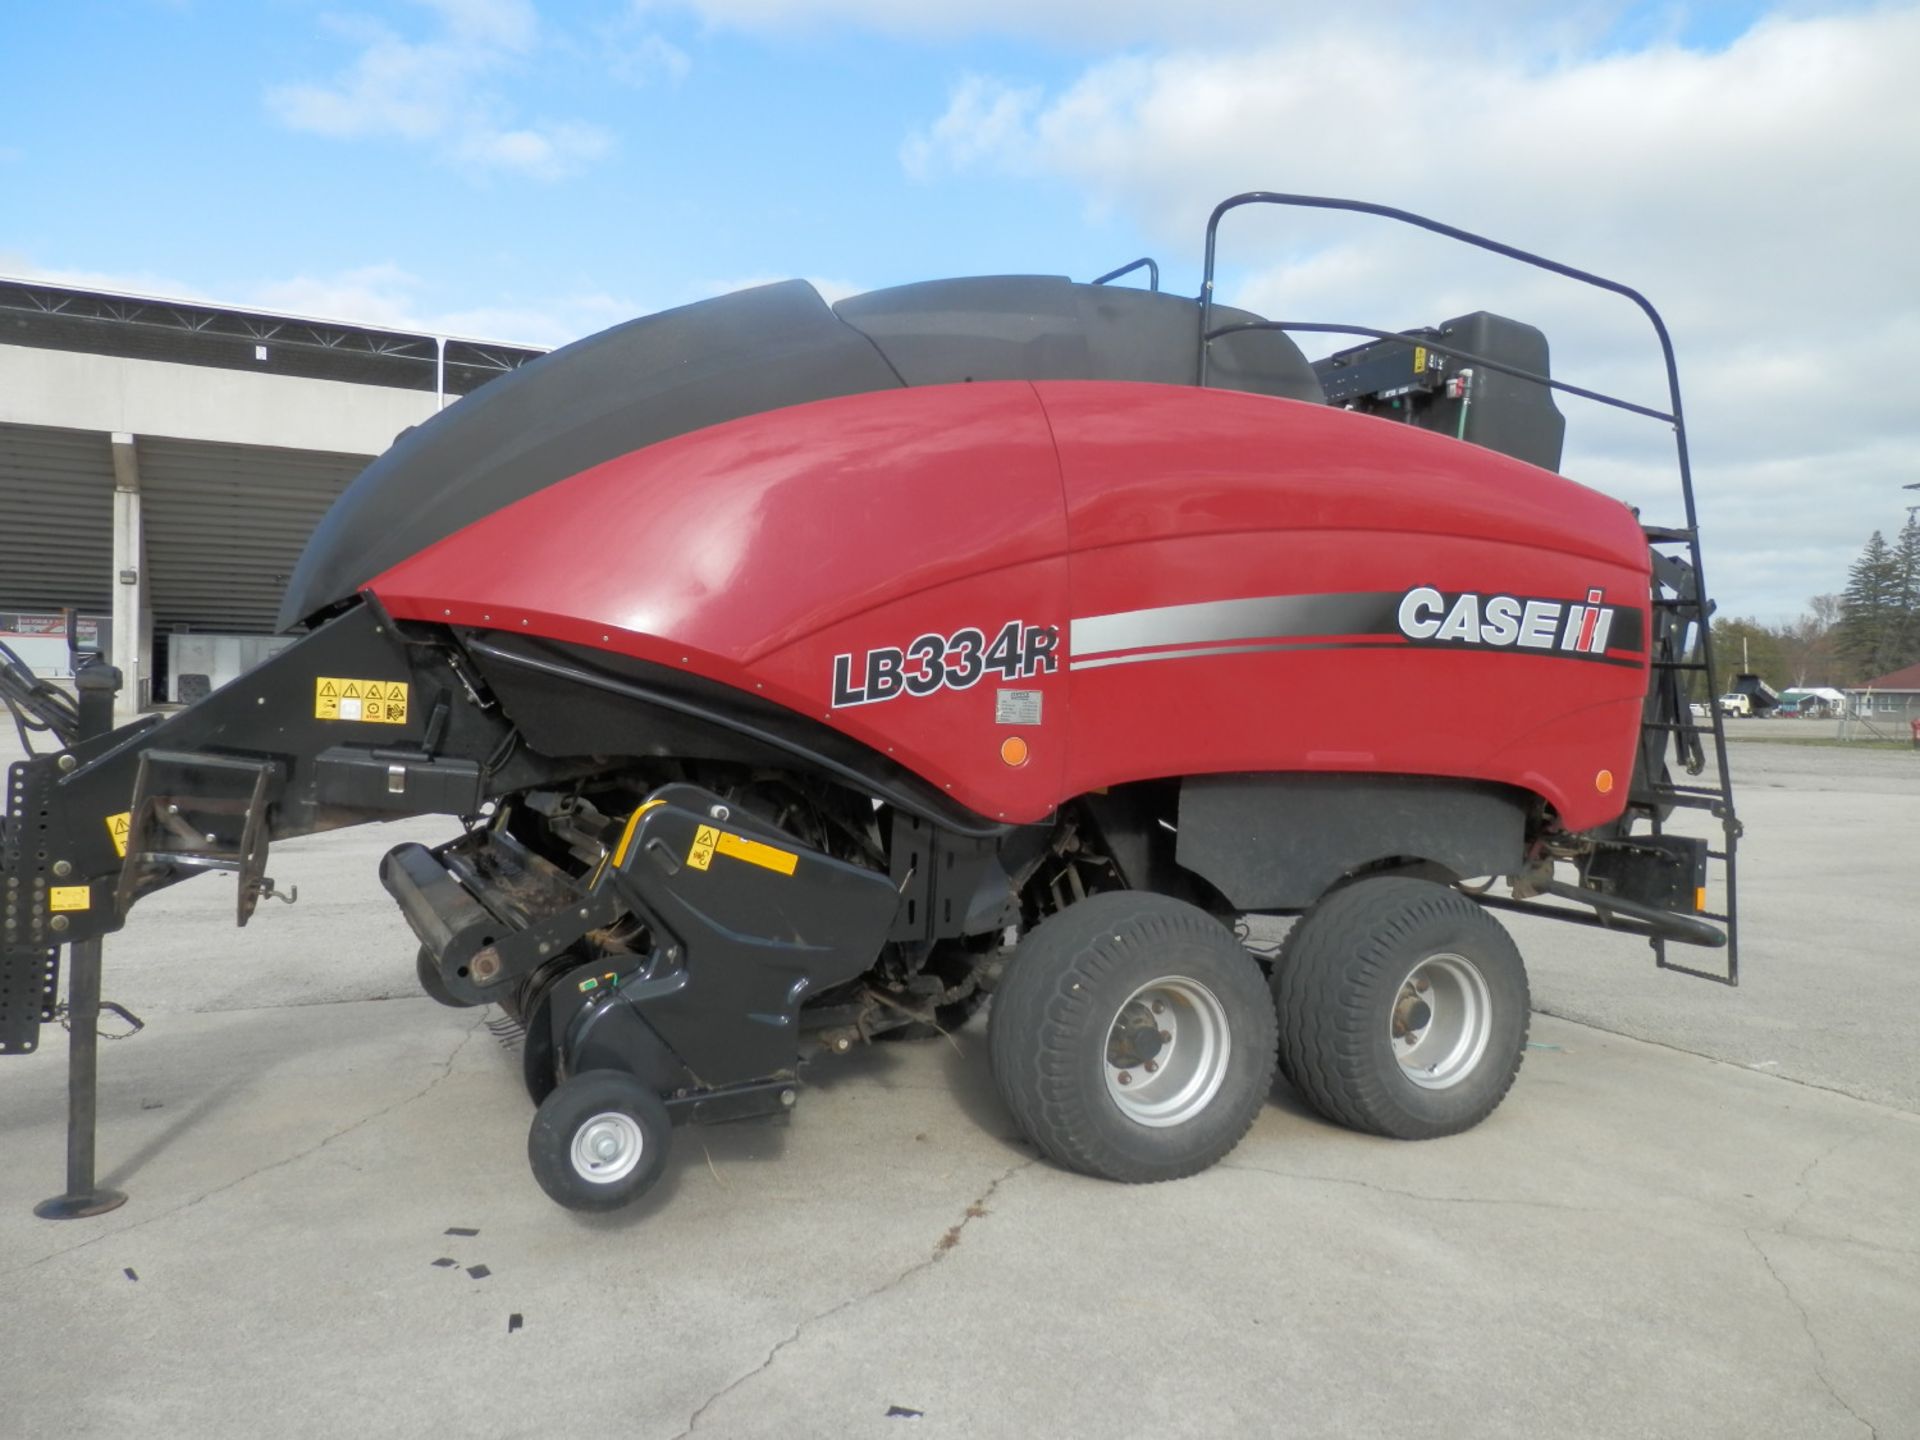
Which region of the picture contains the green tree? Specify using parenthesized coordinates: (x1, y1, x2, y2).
(1894, 512, 1920, 668)
(1778, 594, 1842, 687)
(1838, 530, 1904, 681)
(1709, 615, 1788, 694)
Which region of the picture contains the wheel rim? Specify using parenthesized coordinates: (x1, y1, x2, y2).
(570, 1110, 644, 1184)
(1103, 976, 1233, 1128)
(1390, 952, 1494, 1090)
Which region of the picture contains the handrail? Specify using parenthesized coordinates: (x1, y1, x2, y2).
(1204, 319, 1675, 425)
(1091, 257, 1160, 291)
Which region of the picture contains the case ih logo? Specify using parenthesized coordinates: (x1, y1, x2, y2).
(1397, 586, 1619, 656)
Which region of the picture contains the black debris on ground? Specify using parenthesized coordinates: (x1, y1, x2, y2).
(430, 1258, 457, 1269)
(885, 1406, 924, 1420)
(444, 1226, 479, 1237)
(123, 1268, 138, 1282)
(467, 1265, 491, 1280)
(507, 1314, 523, 1334)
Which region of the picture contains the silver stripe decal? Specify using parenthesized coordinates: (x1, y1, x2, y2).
(1070, 640, 1386, 672)
(1070, 592, 1399, 659)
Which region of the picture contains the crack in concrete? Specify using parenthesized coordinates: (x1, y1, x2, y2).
(5, 1017, 485, 1280)
(672, 1156, 1036, 1438)
(1531, 1006, 1920, 1119)
(1743, 1229, 1880, 1440)
(1220, 1161, 1610, 1215)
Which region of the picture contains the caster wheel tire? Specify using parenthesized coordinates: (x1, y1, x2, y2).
(527, 1070, 672, 1213)
(416, 946, 462, 1008)
(988, 891, 1277, 1184)
(1274, 876, 1529, 1140)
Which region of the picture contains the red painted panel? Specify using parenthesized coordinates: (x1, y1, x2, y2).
(375, 379, 1652, 832)
(374, 382, 1072, 819)
(1040, 383, 1649, 831)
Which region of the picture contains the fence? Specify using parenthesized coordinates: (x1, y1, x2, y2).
(1839, 693, 1920, 743)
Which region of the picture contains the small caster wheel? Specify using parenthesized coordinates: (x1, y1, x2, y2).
(527, 1070, 671, 1212)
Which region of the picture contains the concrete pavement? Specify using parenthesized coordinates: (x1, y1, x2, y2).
(1, 728, 1916, 1438)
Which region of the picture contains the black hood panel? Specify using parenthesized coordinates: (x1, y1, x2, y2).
(280, 277, 1319, 630)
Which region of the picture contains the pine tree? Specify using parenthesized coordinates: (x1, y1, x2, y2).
(1894, 512, 1920, 668)
(1838, 530, 1902, 681)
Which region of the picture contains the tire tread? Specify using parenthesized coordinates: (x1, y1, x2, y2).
(1275, 878, 1528, 1139)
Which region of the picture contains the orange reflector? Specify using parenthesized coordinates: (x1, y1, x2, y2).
(1000, 736, 1030, 767)
(1695, 887, 1707, 912)
(1595, 769, 1614, 794)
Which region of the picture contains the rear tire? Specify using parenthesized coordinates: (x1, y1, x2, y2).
(527, 1070, 671, 1213)
(989, 892, 1276, 1183)
(1274, 877, 1528, 1139)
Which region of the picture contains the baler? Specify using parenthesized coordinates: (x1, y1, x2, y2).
(1, 194, 1741, 1213)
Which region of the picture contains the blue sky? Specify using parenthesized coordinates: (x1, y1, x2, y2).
(3, 1, 1915, 625)
(7, 0, 1155, 325)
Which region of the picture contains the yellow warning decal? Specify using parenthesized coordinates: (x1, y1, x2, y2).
(49, 886, 91, 912)
(315, 677, 410, 725)
(715, 831, 798, 876)
(105, 812, 131, 859)
(686, 824, 798, 876)
(1412, 344, 1428, 373)
(687, 824, 719, 872)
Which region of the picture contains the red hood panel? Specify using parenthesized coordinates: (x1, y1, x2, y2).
(374, 381, 1649, 829)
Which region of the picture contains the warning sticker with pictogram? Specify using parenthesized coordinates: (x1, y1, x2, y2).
(683, 824, 797, 876)
(105, 811, 131, 859)
(315, 677, 410, 724)
(687, 824, 719, 871)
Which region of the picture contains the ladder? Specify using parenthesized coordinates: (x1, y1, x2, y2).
(1632, 525, 1741, 984)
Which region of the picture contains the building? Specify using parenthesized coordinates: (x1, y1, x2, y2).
(0, 276, 545, 718)
(1844, 662, 1920, 718)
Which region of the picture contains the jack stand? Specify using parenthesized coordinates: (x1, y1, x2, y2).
(33, 935, 125, 1219)
(35, 653, 128, 1220)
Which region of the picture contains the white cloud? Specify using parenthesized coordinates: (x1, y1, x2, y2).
(638, 0, 1629, 47)
(901, 76, 1041, 181)
(265, 0, 612, 180)
(453, 120, 614, 179)
(901, 6, 1920, 621)
(604, 9, 693, 86)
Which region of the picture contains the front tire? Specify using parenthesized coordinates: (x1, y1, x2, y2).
(527, 1070, 671, 1212)
(1274, 877, 1529, 1139)
(989, 892, 1277, 1183)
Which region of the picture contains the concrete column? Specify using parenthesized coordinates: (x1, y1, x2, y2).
(109, 433, 148, 721)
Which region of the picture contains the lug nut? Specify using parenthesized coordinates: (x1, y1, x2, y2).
(1143, 1060, 1158, 1074)
(1152, 1001, 1164, 1014)
(1158, 1030, 1171, 1044)
(1117, 1071, 1132, 1085)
